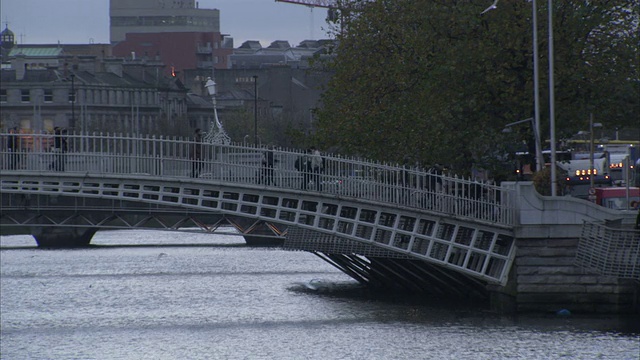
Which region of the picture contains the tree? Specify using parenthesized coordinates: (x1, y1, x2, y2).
(315, 0, 639, 174)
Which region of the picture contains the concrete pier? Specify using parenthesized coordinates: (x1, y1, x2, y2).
(490, 182, 640, 314)
(32, 227, 98, 247)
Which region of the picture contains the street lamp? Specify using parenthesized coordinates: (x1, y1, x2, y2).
(588, 113, 602, 190)
(203, 76, 230, 144)
(503, 118, 541, 177)
(484, 0, 545, 174)
(252, 75, 258, 147)
(547, 0, 558, 196)
(70, 74, 75, 131)
(531, 0, 542, 172)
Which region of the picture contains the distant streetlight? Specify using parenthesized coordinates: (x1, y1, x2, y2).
(483, 0, 544, 174)
(253, 75, 258, 147)
(548, 0, 558, 196)
(531, 0, 542, 172)
(588, 113, 603, 191)
(503, 117, 541, 174)
(70, 74, 75, 131)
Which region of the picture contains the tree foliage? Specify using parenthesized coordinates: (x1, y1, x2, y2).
(315, 0, 639, 174)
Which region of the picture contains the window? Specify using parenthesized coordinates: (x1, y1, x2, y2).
(0, 89, 7, 102)
(21, 90, 30, 102)
(44, 89, 53, 102)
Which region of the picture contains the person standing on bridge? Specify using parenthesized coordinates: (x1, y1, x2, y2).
(190, 128, 203, 178)
(49, 127, 67, 171)
(311, 146, 324, 191)
(295, 149, 312, 190)
(7, 127, 19, 170)
(261, 144, 277, 185)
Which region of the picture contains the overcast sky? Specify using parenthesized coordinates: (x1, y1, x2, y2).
(0, 0, 332, 47)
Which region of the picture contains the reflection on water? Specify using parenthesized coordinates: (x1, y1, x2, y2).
(1, 231, 639, 360)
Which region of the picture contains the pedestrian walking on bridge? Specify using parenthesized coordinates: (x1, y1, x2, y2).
(49, 127, 67, 171)
(190, 128, 203, 178)
(7, 127, 19, 170)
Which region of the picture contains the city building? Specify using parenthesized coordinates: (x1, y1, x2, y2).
(110, 0, 233, 78)
(0, 39, 197, 139)
(183, 39, 335, 146)
(2, 0, 337, 145)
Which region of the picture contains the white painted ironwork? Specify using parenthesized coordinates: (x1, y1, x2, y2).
(203, 76, 231, 145)
(1, 172, 516, 284)
(576, 221, 640, 280)
(0, 131, 515, 226)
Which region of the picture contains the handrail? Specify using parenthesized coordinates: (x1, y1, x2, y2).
(576, 221, 640, 280)
(0, 131, 516, 226)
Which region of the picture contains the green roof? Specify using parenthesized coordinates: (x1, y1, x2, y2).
(8, 47, 63, 57)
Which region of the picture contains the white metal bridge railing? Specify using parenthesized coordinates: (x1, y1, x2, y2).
(576, 221, 640, 280)
(0, 131, 515, 226)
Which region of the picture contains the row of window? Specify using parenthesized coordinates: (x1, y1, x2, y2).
(111, 16, 217, 27)
(0, 88, 160, 106)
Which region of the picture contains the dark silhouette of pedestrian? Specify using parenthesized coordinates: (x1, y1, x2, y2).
(261, 145, 276, 185)
(190, 128, 203, 178)
(310, 146, 323, 191)
(295, 149, 312, 190)
(49, 127, 67, 171)
(7, 127, 19, 170)
(399, 157, 412, 205)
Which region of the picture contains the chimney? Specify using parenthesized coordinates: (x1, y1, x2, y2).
(104, 58, 123, 77)
(13, 54, 26, 80)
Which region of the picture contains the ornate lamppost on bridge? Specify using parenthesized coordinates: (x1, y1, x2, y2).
(70, 74, 76, 131)
(252, 75, 258, 147)
(203, 76, 231, 145)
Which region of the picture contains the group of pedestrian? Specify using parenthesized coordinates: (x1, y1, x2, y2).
(188, 127, 328, 191)
(6, 127, 68, 171)
(295, 146, 324, 191)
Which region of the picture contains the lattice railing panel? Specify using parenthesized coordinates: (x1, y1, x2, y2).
(576, 221, 640, 280)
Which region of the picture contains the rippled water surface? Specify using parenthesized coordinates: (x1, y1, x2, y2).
(1, 230, 638, 359)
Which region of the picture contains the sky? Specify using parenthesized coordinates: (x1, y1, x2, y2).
(0, 0, 332, 47)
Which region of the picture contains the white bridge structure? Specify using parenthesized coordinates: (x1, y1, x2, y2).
(1, 132, 637, 298)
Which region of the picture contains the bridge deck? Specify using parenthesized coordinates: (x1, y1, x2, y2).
(1, 131, 515, 226)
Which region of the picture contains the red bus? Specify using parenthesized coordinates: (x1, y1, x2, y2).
(594, 187, 640, 210)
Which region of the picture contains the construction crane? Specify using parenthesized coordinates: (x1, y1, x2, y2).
(275, 1, 338, 40)
(274, 0, 336, 8)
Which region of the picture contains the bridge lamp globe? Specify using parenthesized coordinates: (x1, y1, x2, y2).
(205, 77, 216, 99)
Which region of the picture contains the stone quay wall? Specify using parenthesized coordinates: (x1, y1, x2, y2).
(492, 182, 639, 314)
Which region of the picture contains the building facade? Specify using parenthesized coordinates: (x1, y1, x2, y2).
(0, 46, 194, 141)
(110, 0, 233, 77)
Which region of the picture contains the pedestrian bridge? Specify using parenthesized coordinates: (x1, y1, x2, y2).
(2, 131, 519, 295)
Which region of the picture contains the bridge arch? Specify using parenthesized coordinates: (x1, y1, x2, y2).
(2, 171, 515, 287)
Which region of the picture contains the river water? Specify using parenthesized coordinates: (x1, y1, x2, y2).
(1, 230, 638, 360)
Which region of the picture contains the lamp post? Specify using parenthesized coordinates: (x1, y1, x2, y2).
(203, 76, 230, 145)
(70, 74, 75, 131)
(588, 113, 602, 191)
(485, 0, 545, 173)
(503, 117, 541, 174)
(548, 0, 557, 196)
(532, 0, 542, 172)
(252, 75, 258, 147)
